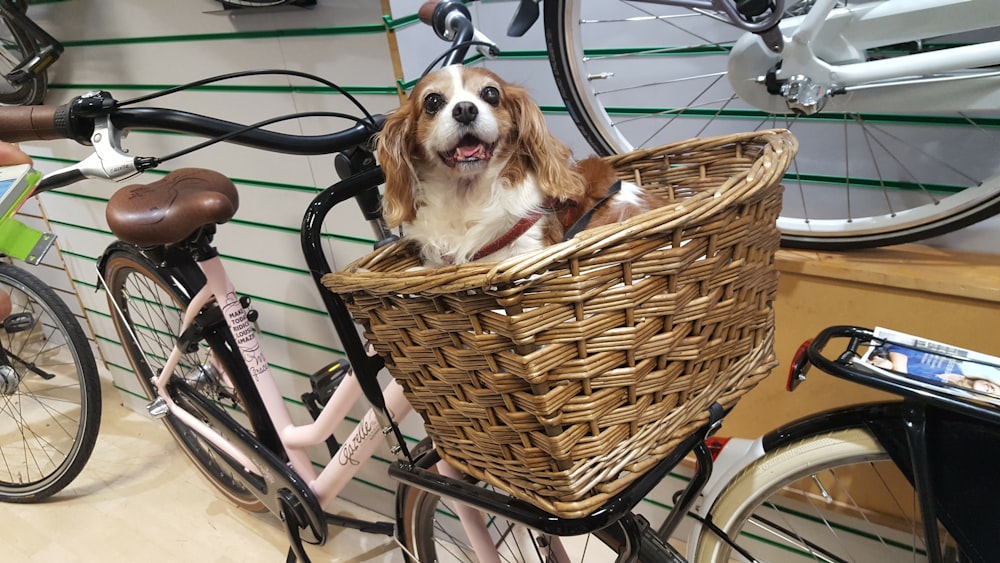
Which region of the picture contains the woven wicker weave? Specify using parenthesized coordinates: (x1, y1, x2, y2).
(324, 130, 797, 518)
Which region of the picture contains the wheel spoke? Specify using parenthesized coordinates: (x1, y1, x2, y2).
(690, 429, 948, 561)
(547, 0, 1000, 248)
(0, 265, 98, 501)
(103, 253, 261, 510)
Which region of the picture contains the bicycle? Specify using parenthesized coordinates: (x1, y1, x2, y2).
(681, 325, 1000, 562)
(0, 0, 62, 105)
(506, 0, 1000, 250)
(4, 2, 990, 562)
(0, 3, 732, 560)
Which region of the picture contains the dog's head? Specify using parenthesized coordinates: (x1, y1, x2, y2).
(377, 66, 580, 227)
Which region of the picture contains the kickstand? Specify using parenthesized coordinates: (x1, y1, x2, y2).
(279, 490, 312, 563)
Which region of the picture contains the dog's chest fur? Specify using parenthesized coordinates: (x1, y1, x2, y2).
(406, 169, 550, 266)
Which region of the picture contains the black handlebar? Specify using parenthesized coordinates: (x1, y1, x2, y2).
(0, 92, 386, 160)
(110, 107, 385, 155)
(0, 0, 481, 192)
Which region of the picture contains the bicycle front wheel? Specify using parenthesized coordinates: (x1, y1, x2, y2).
(101, 247, 265, 512)
(396, 442, 672, 562)
(545, 1, 1000, 249)
(0, 7, 47, 105)
(690, 428, 950, 562)
(0, 262, 100, 502)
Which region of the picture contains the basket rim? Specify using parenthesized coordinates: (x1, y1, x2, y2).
(325, 129, 796, 296)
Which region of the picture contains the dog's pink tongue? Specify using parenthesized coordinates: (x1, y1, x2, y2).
(457, 143, 485, 159)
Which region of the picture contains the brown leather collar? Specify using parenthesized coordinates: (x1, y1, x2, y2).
(470, 198, 569, 262)
(470, 211, 544, 261)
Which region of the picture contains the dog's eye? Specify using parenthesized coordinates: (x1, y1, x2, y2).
(423, 93, 446, 115)
(481, 86, 500, 107)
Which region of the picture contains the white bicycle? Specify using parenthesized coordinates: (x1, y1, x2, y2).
(515, 0, 1000, 248)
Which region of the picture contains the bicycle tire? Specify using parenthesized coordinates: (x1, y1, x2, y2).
(396, 440, 676, 562)
(101, 247, 266, 512)
(543, 1, 1000, 249)
(0, 262, 100, 502)
(689, 427, 949, 562)
(0, 9, 47, 105)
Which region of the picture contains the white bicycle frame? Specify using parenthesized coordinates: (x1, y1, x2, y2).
(642, 0, 1000, 551)
(725, 0, 1000, 113)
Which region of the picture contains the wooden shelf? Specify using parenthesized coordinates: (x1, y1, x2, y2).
(724, 243, 1000, 439)
(776, 244, 1000, 304)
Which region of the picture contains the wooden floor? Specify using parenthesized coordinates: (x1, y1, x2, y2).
(2, 374, 398, 563)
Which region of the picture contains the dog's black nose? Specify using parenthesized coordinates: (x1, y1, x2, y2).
(452, 101, 478, 125)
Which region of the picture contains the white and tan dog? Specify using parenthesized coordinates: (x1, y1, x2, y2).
(377, 65, 666, 267)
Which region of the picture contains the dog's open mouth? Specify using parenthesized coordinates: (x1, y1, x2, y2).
(440, 134, 495, 168)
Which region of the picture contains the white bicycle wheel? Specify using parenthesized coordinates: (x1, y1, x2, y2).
(690, 428, 951, 562)
(544, 0, 1000, 249)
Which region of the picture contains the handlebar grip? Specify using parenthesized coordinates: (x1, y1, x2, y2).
(418, 1, 440, 25)
(0, 104, 73, 142)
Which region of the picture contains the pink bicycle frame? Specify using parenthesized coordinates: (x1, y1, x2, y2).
(137, 253, 514, 561)
(146, 255, 411, 508)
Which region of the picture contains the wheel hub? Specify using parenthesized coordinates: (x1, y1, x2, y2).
(0, 364, 21, 395)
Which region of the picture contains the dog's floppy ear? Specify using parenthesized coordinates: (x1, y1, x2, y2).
(376, 104, 418, 227)
(506, 84, 583, 202)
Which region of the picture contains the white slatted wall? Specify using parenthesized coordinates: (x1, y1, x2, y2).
(10, 0, 998, 522)
(22, 0, 409, 517)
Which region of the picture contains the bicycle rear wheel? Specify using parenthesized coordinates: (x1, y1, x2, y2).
(101, 247, 265, 512)
(544, 1, 1000, 249)
(0, 5, 47, 105)
(690, 428, 952, 561)
(0, 262, 100, 502)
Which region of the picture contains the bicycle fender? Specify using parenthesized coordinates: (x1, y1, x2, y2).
(96, 241, 203, 299)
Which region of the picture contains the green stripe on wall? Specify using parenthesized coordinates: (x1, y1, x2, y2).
(573, 106, 1000, 129)
(86, 297, 344, 358)
(59, 24, 386, 48)
(49, 83, 398, 95)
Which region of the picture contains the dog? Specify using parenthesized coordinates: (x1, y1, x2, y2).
(377, 65, 667, 267)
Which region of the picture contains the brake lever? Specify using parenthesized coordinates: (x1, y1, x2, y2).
(472, 29, 501, 59)
(507, 0, 539, 37)
(38, 115, 145, 192)
(424, 0, 500, 64)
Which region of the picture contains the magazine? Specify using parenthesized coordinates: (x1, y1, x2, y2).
(859, 327, 1000, 407)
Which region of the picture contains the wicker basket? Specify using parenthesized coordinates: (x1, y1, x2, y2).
(324, 130, 797, 518)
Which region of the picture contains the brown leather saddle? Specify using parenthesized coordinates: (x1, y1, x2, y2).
(106, 168, 239, 247)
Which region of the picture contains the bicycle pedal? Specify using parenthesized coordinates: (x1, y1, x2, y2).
(307, 359, 351, 406)
(1, 312, 35, 333)
(302, 359, 351, 458)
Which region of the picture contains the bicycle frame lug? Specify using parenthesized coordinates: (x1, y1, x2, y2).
(146, 396, 169, 419)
